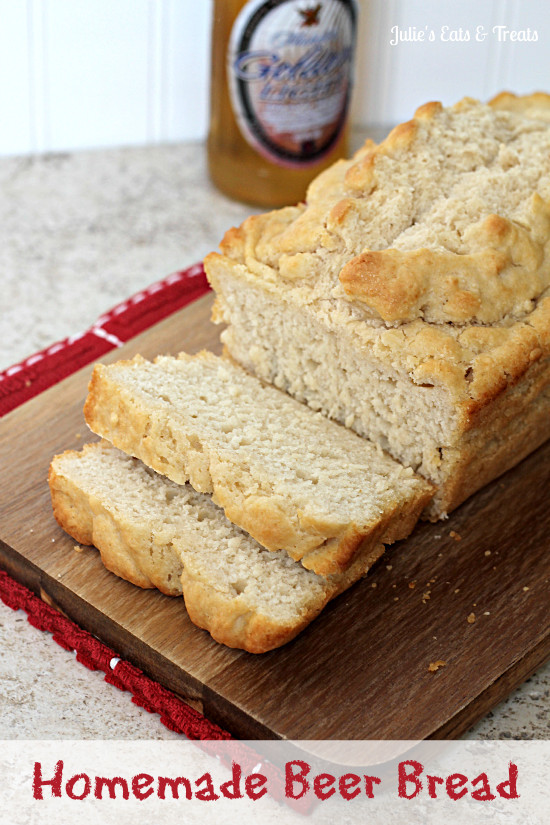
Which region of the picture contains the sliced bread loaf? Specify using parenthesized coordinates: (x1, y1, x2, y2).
(205, 95, 550, 519)
(83, 351, 433, 577)
(49, 441, 383, 652)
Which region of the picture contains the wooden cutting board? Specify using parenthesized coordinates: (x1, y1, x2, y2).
(1, 292, 549, 739)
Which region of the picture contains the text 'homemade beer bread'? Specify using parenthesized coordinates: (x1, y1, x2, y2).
(83, 352, 433, 577)
(205, 95, 550, 519)
(49, 442, 384, 653)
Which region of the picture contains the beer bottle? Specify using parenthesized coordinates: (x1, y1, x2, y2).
(208, 0, 358, 208)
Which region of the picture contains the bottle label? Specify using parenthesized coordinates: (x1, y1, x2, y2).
(227, 0, 357, 168)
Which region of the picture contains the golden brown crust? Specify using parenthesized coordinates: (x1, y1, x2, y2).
(181, 541, 385, 653)
(49, 449, 168, 592)
(49, 451, 324, 653)
(339, 205, 550, 325)
(205, 94, 550, 521)
(181, 575, 321, 654)
(50, 458, 323, 652)
(209, 251, 550, 517)
(49, 444, 388, 653)
(49, 458, 95, 547)
(207, 245, 550, 431)
(425, 356, 550, 517)
(382, 483, 435, 540)
(344, 102, 446, 193)
(205, 95, 550, 436)
(217, 487, 389, 577)
(338, 95, 550, 332)
(489, 91, 550, 120)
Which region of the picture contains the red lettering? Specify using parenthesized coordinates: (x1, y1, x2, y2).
(65, 773, 91, 800)
(220, 762, 243, 799)
(446, 773, 468, 800)
(94, 776, 129, 800)
(398, 760, 424, 799)
(364, 774, 382, 798)
(132, 773, 154, 800)
(33, 760, 63, 800)
(245, 773, 267, 800)
(339, 773, 361, 800)
(471, 772, 495, 802)
(285, 760, 311, 800)
(427, 774, 444, 798)
(157, 776, 192, 800)
(314, 773, 335, 800)
(497, 763, 519, 799)
(195, 772, 220, 801)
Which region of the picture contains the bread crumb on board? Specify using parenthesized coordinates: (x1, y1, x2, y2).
(73, 544, 84, 553)
(467, 612, 476, 624)
(428, 660, 447, 673)
(450, 530, 462, 541)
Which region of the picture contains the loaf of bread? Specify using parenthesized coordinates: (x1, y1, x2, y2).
(49, 442, 384, 652)
(205, 95, 550, 519)
(83, 351, 432, 577)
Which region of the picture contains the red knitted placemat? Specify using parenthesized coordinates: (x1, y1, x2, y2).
(0, 574, 312, 809)
(0, 263, 232, 740)
(0, 569, 230, 740)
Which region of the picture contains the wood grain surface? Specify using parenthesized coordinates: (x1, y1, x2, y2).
(1, 292, 549, 740)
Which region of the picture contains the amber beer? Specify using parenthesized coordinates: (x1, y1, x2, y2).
(208, 0, 357, 207)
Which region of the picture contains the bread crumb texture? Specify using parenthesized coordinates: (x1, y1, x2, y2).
(205, 94, 550, 519)
(210, 95, 550, 389)
(84, 351, 432, 576)
(48, 442, 385, 652)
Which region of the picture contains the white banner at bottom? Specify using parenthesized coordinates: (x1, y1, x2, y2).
(1, 739, 547, 824)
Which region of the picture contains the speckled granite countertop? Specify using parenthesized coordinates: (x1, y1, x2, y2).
(1, 141, 548, 739)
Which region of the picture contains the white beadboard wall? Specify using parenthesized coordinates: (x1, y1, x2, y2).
(0, 0, 548, 156)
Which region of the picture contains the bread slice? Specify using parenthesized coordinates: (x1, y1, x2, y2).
(205, 95, 550, 519)
(83, 351, 433, 577)
(49, 441, 384, 653)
